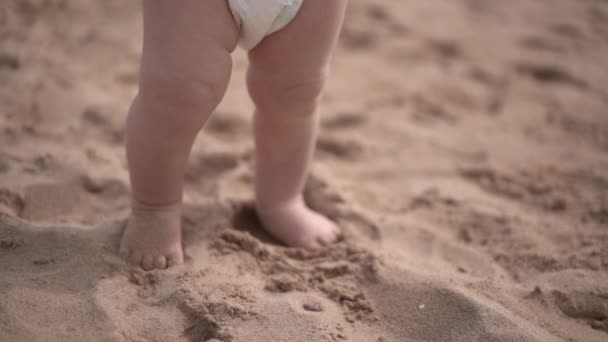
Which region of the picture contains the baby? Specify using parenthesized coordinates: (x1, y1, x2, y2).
(119, 0, 347, 270)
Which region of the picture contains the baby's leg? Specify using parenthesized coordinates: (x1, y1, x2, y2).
(120, 0, 238, 270)
(247, 0, 347, 250)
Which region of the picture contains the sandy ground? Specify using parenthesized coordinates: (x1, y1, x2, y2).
(1, 0, 608, 341)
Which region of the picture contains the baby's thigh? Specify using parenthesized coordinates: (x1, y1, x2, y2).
(248, 0, 347, 79)
(140, 0, 239, 82)
(138, 0, 240, 109)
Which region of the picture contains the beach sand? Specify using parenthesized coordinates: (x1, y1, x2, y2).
(1, 0, 607, 341)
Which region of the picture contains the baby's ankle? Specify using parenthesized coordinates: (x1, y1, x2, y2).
(255, 196, 305, 214)
(130, 198, 182, 217)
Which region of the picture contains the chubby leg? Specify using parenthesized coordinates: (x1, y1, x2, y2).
(247, 0, 347, 250)
(121, 0, 238, 270)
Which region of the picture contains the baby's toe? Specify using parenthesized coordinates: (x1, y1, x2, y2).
(321, 226, 339, 243)
(317, 234, 334, 247)
(167, 252, 184, 268)
(153, 255, 167, 269)
(141, 254, 157, 270)
(303, 237, 324, 251)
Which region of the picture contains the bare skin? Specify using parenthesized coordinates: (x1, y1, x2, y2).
(248, 0, 347, 250)
(120, 0, 347, 270)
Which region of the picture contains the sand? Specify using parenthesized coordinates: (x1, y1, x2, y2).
(1, 0, 608, 341)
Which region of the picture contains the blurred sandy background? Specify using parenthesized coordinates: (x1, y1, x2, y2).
(1, 0, 607, 341)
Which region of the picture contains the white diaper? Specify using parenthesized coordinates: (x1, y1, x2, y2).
(228, 0, 304, 50)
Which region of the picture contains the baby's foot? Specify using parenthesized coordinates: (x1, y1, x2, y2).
(119, 201, 184, 270)
(257, 200, 341, 251)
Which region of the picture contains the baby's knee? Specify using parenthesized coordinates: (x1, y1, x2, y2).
(247, 68, 328, 115)
(137, 72, 227, 127)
